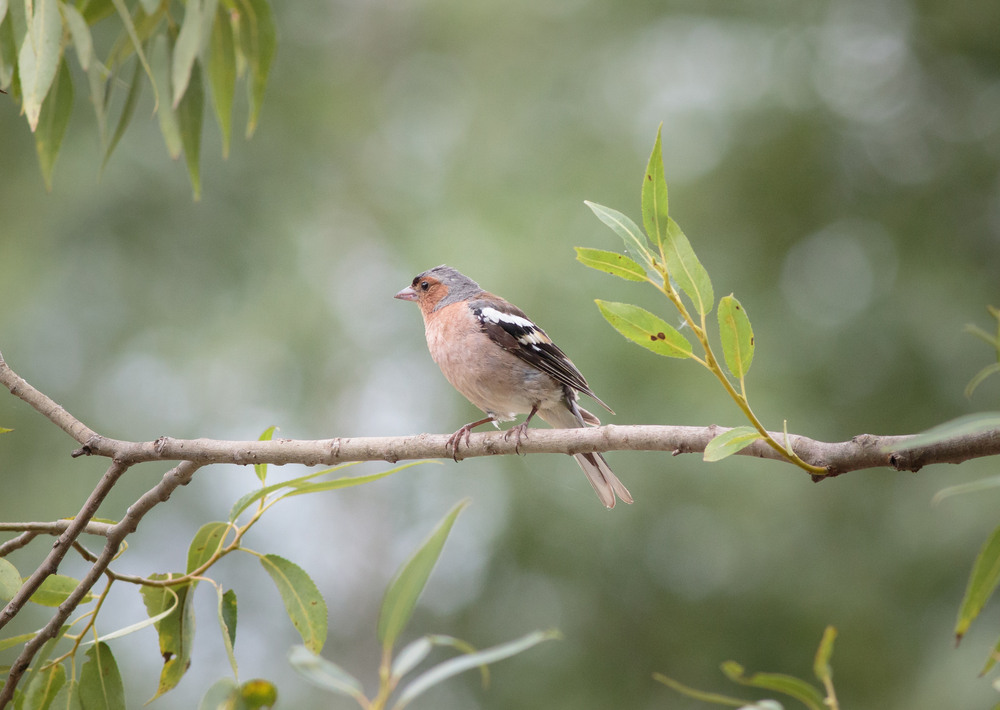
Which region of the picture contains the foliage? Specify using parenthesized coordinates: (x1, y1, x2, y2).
(0, 0, 275, 196)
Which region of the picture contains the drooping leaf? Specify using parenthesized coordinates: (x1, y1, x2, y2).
(177, 59, 204, 199)
(378, 499, 469, 650)
(218, 587, 238, 676)
(594, 300, 692, 359)
(259, 555, 327, 653)
(34, 58, 73, 190)
(721, 661, 826, 710)
(574, 247, 646, 282)
(171, 0, 201, 107)
(150, 34, 182, 159)
(390, 637, 434, 682)
(288, 645, 365, 700)
(0, 558, 20, 601)
(28, 574, 94, 607)
(664, 217, 714, 315)
(584, 200, 657, 278)
(0, 14, 16, 91)
(641, 124, 669, 249)
(18, 0, 62, 130)
(108, 0, 155, 107)
(79, 642, 125, 710)
(24, 659, 66, 710)
(703, 427, 763, 462)
(102, 57, 142, 168)
(956, 523, 1000, 643)
(718, 294, 755, 379)
(49, 678, 83, 710)
(197, 677, 242, 710)
(61, 1, 92, 71)
(206, 2, 235, 157)
(236, 0, 275, 137)
(392, 629, 560, 710)
(187, 521, 231, 574)
(140, 575, 196, 701)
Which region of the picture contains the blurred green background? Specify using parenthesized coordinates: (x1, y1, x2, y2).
(3, 0, 1000, 707)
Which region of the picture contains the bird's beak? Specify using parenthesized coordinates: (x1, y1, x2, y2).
(394, 286, 418, 301)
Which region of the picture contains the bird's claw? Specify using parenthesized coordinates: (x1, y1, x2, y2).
(504, 422, 530, 455)
(446, 425, 473, 461)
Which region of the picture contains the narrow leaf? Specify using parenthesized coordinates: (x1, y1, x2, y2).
(813, 626, 837, 684)
(28, 574, 94, 607)
(34, 58, 73, 190)
(206, 2, 235, 157)
(187, 521, 230, 574)
(260, 555, 328, 653)
(227, 462, 363, 523)
(80, 594, 182, 645)
(933, 476, 1000, 505)
(79, 643, 125, 710)
(574, 247, 646, 282)
(60, 2, 92, 70)
(18, 0, 62, 130)
(890, 413, 1000, 452)
(652, 672, 746, 707)
(980, 633, 1000, 676)
(966, 362, 1000, 399)
(0, 14, 16, 91)
(24, 659, 66, 710)
(584, 201, 656, 278)
(49, 678, 83, 710)
(703, 427, 763, 462)
(956, 523, 1000, 642)
(279, 462, 429, 500)
(390, 637, 434, 682)
(217, 587, 239, 677)
(254, 425, 278, 482)
(236, 0, 275, 137)
(393, 629, 559, 710)
(718, 295, 755, 379)
(150, 34, 182, 159)
(108, 0, 156, 108)
(198, 677, 241, 710)
(177, 60, 204, 199)
(102, 57, 142, 168)
(595, 300, 692, 359)
(140, 575, 196, 701)
(0, 558, 20, 601)
(171, 0, 201, 107)
(0, 632, 36, 652)
(641, 124, 669, 248)
(664, 217, 714, 315)
(288, 645, 365, 700)
(0, 0, 7, 26)
(721, 661, 826, 710)
(378, 499, 470, 650)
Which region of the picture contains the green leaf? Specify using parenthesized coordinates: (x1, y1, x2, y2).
(594, 300, 692, 359)
(574, 247, 646, 282)
(664, 217, 714, 315)
(24, 659, 66, 710)
(933, 475, 1000, 505)
(890, 413, 1000, 452)
(279, 462, 429, 501)
(378, 499, 469, 650)
(34, 58, 73, 190)
(717, 294, 755, 379)
(79, 643, 125, 710)
(236, 0, 275, 137)
(641, 124, 669, 249)
(584, 201, 657, 278)
(390, 637, 434, 682)
(721, 661, 826, 710)
(61, 1, 92, 71)
(177, 59, 204, 199)
(813, 626, 837, 684)
(28, 574, 94, 607)
(218, 588, 238, 677)
(239, 679, 277, 709)
(259, 555, 327, 653)
(198, 677, 243, 710)
(49, 678, 83, 710)
(171, 0, 201, 107)
(206, 1, 235, 157)
(0, 14, 17, 92)
(18, 0, 62, 131)
(956, 523, 1000, 642)
(150, 34, 183, 159)
(0, 632, 36, 652)
(0, 558, 20, 601)
(187, 521, 230, 574)
(288, 645, 365, 700)
(966, 362, 1000, 399)
(392, 629, 559, 710)
(140, 576, 196, 701)
(227, 462, 362, 522)
(703, 427, 763, 462)
(981, 632, 1000, 676)
(108, 0, 155, 107)
(254, 425, 278, 482)
(652, 672, 747, 707)
(102, 57, 143, 168)
(0, 0, 7, 27)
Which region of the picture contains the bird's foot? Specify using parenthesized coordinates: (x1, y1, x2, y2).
(504, 421, 531, 454)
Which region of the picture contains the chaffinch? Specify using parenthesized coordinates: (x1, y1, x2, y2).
(394, 265, 633, 509)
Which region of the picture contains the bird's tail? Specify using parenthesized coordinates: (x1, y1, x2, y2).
(539, 397, 633, 509)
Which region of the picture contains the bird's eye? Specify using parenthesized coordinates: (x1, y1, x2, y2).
(419, 281, 430, 291)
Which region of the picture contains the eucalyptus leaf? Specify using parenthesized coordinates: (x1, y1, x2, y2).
(61, 1, 92, 70)
(641, 124, 669, 249)
(177, 60, 204, 199)
(140, 575, 196, 701)
(28, 574, 94, 607)
(79, 643, 125, 710)
(260, 555, 328, 653)
(18, 0, 62, 130)
(237, 0, 275, 137)
(171, 0, 202, 107)
(34, 58, 73, 190)
(207, 1, 236, 156)
(956, 523, 1000, 642)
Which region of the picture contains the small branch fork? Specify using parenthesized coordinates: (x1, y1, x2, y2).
(2, 353, 999, 705)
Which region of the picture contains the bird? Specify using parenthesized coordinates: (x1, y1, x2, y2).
(394, 264, 633, 508)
